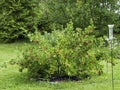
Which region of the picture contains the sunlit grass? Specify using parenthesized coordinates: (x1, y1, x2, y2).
(0, 43, 120, 90)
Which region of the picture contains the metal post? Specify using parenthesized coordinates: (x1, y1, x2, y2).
(110, 39, 114, 90)
(108, 24, 114, 90)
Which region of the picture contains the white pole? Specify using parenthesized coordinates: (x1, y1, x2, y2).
(108, 25, 114, 40)
(108, 24, 114, 90)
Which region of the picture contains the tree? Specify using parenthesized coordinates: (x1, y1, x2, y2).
(39, 0, 91, 31)
(0, 0, 40, 42)
(87, 0, 120, 34)
(39, 0, 120, 34)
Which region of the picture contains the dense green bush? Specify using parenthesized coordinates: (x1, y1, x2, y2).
(0, 0, 40, 42)
(14, 22, 105, 80)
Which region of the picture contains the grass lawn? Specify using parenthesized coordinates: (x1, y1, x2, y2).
(0, 43, 120, 90)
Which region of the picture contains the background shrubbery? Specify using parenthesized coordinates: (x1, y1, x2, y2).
(13, 22, 106, 80)
(0, 0, 40, 42)
(0, 0, 119, 42)
(40, 0, 120, 34)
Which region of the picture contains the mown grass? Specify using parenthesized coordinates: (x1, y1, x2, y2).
(0, 43, 120, 90)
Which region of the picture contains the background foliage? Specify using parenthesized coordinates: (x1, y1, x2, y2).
(0, 0, 40, 42)
(0, 0, 119, 42)
(40, 0, 120, 34)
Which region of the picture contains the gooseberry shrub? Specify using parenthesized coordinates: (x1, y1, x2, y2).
(15, 22, 104, 80)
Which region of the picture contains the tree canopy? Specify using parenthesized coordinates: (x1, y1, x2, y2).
(0, 0, 119, 42)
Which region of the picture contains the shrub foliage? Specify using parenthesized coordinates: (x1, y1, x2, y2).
(14, 22, 104, 80)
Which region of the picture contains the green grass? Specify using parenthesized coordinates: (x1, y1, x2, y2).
(0, 43, 120, 90)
